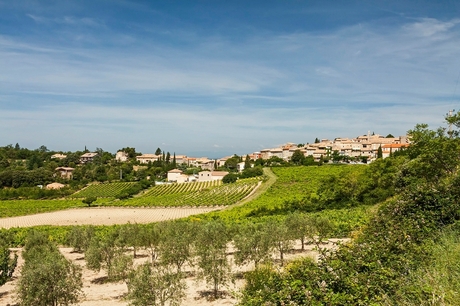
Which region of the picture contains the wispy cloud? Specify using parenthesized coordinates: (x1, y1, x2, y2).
(1, 3, 459, 155)
(27, 14, 103, 27)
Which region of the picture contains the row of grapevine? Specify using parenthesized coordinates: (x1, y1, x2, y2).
(0, 199, 85, 218)
(122, 179, 259, 207)
(143, 180, 221, 197)
(71, 182, 137, 198)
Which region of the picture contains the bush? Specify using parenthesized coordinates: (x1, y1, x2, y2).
(222, 173, 238, 184)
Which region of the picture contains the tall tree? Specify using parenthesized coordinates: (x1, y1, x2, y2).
(377, 145, 383, 159)
(194, 220, 231, 298)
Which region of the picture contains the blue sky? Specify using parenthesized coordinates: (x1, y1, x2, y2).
(1, 1, 459, 157)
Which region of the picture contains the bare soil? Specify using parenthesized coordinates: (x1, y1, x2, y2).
(0, 207, 348, 305)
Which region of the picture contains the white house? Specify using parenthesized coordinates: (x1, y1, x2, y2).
(116, 151, 129, 162)
(167, 169, 184, 182)
(136, 154, 161, 164)
(198, 171, 229, 182)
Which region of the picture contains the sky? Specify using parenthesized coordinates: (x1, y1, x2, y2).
(1, 0, 460, 157)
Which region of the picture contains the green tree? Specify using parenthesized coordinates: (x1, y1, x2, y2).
(17, 232, 83, 306)
(85, 233, 133, 281)
(155, 148, 162, 156)
(0, 246, 17, 286)
(267, 219, 294, 266)
(244, 154, 251, 170)
(377, 145, 383, 158)
(285, 212, 315, 251)
(66, 225, 95, 253)
(157, 221, 195, 273)
(82, 196, 97, 207)
(194, 220, 231, 298)
(233, 222, 274, 268)
(222, 173, 238, 184)
(224, 155, 240, 172)
(127, 263, 186, 306)
(290, 149, 305, 165)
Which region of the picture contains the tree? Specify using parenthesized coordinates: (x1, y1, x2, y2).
(233, 222, 275, 268)
(127, 263, 186, 306)
(194, 220, 231, 298)
(267, 219, 294, 266)
(17, 232, 83, 306)
(386, 134, 394, 138)
(172, 152, 177, 169)
(157, 221, 195, 273)
(290, 149, 305, 165)
(66, 225, 95, 253)
(85, 233, 133, 281)
(285, 212, 315, 251)
(224, 155, 240, 172)
(155, 148, 162, 155)
(138, 224, 162, 263)
(0, 246, 17, 286)
(82, 196, 97, 207)
(244, 154, 251, 170)
(222, 173, 238, 184)
(314, 138, 320, 143)
(377, 145, 383, 159)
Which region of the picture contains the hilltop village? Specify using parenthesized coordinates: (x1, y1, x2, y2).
(0, 132, 409, 191)
(122, 132, 408, 172)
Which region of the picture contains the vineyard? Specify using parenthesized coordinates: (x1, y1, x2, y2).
(198, 165, 370, 221)
(122, 178, 260, 207)
(0, 199, 86, 218)
(70, 182, 137, 198)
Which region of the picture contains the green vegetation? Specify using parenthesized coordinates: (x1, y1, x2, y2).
(0, 246, 17, 287)
(71, 182, 138, 198)
(5, 116, 460, 304)
(123, 178, 259, 207)
(17, 231, 83, 306)
(0, 199, 87, 218)
(238, 115, 460, 304)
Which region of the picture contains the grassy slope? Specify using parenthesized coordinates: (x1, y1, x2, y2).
(191, 165, 373, 236)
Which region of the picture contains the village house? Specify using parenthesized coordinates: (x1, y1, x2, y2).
(136, 154, 161, 164)
(80, 152, 98, 164)
(55, 167, 74, 179)
(51, 153, 67, 160)
(381, 143, 409, 158)
(198, 170, 229, 182)
(167, 169, 189, 183)
(115, 151, 129, 162)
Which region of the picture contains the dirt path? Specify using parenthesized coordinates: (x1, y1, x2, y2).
(0, 207, 222, 229)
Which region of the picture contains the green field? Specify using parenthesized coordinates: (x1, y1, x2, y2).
(70, 182, 138, 198)
(201, 165, 368, 221)
(122, 178, 260, 207)
(0, 199, 85, 218)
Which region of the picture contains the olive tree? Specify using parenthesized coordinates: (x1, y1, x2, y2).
(157, 220, 195, 273)
(233, 222, 274, 268)
(126, 263, 186, 306)
(194, 220, 232, 298)
(85, 233, 133, 281)
(17, 231, 83, 306)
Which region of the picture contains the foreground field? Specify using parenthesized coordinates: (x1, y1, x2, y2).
(0, 240, 347, 306)
(0, 207, 222, 229)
